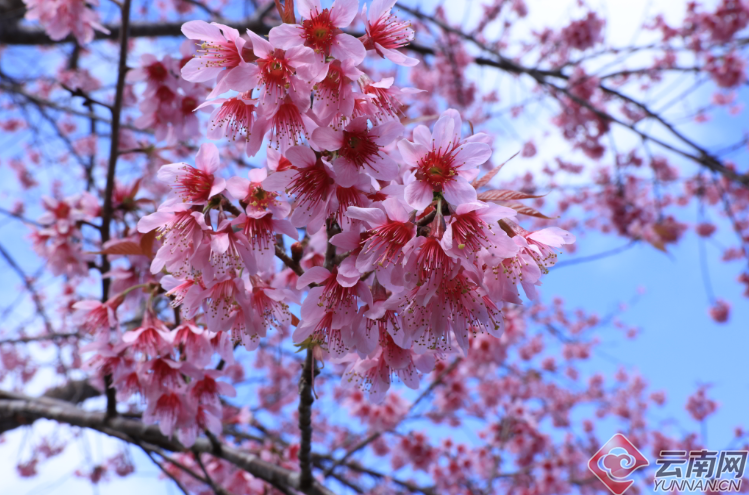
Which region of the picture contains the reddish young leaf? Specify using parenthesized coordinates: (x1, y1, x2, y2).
(504, 202, 556, 219)
(472, 152, 519, 189)
(477, 189, 546, 202)
(93, 241, 144, 256)
(139, 230, 157, 259)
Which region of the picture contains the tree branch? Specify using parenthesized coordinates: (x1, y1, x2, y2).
(275, 245, 304, 276)
(98, 0, 133, 420)
(0, 394, 335, 495)
(298, 348, 316, 493)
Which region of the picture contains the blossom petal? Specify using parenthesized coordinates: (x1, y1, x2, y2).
(181, 20, 224, 42)
(432, 113, 456, 151)
(331, 33, 366, 64)
(333, 157, 360, 187)
(346, 206, 386, 227)
(225, 177, 251, 200)
(208, 177, 226, 199)
(137, 211, 172, 233)
(297, 0, 322, 19)
(285, 145, 317, 168)
(366, 153, 398, 181)
(396, 140, 428, 166)
(442, 176, 477, 206)
(269, 24, 304, 49)
(330, 0, 359, 27)
(215, 63, 260, 93)
(528, 227, 576, 247)
(382, 197, 409, 222)
(375, 42, 419, 67)
(311, 126, 344, 150)
(272, 219, 300, 240)
(404, 180, 434, 211)
(412, 125, 432, 148)
(368, 0, 397, 22)
(371, 121, 404, 146)
(196, 142, 221, 174)
(247, 29, 273, 58)
(453, 142, 492, 168)
(296, 266, 330, 289)
(181, 58, 223, 82)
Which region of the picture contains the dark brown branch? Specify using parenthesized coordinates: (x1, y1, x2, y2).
(100, 0, 132, 299)
(100, 0, 132, 419)
(0, 394, 335, 495)
(275, 245, 305, 276)
(298, 348, 316, 493)
(0, 332, 82, 345)
(0, 380, 99, 434)
(0, 4, 276, 46)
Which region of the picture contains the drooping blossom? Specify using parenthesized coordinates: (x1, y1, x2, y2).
(195, 94, 267, 157)
(157, 143, 227, 205)
(23, 0, 108, 45)
(137, 203, 207, 275)
(262, 145, 337, 233)
(180, 21, 247, 97)
(312, 116, 404, 183)
(358, 75, 422, 121)
(361, 0, 418, 66)
(311, 59, 363, 126)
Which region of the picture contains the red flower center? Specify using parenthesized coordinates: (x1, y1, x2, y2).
(416, 150, 457, 189)
(146, 62, 168, 82)
(258, 50, 294, 91)
(366, 221, 413, 265)
(339, 130, 381, 169)
(301, 9, 339, 55)
(335, 185, 367, 224)
(415, 237, 452, 285)
(451, 212, 491, 252)
(212, 98, 256, 141)
(181, 96, 198, 115)
(174, 166, 213, 203)
(242, 213, 274, 249)
(288, 160, 335, 210)
(196, 40, 242, 68)
(156, 86, 176, 102)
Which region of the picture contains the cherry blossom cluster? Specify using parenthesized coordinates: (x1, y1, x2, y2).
(22, 0, 108, 44)
(75, 0, 575, 424)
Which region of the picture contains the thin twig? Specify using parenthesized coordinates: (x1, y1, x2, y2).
(142, 449, 190, 495)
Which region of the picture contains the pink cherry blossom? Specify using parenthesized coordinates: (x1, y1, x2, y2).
(361, 0, 418, 66)
(157, 143, 226, 205)
(400, 109, 492, 210)
(180, 21, 247, 93)
(312, 116, 404, 182)
(195, 94, 267, 157)
(269, 0, 366, 65)
(24, 0, 108, 45)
